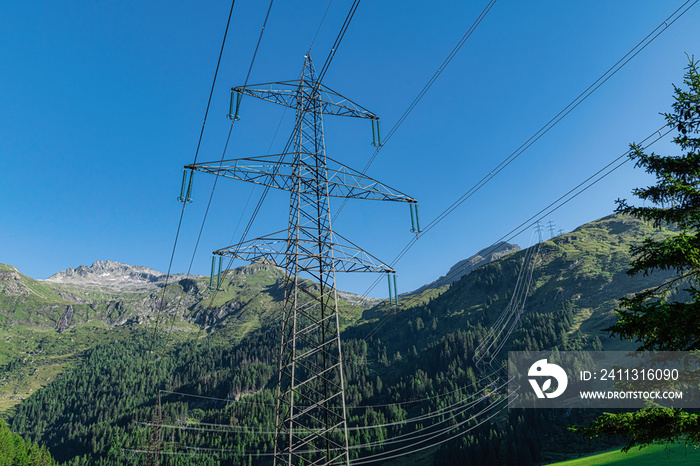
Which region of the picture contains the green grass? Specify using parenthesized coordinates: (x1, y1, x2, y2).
(0, 263, 17, 272)
(0, 322, 136, 414)
(546, 443, 700, 465)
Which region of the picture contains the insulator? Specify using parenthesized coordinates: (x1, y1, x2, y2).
(371, 119, 377, 146)
(178, 170, 194, 203)
(185, 170, 193, 202)
(387, 273, 393, 303)
(371, 119, 383, 147)
(209, 256, 215, 289)
(393, 274, 398, 306)
(178, 169, 187, 201)
(228, 91, 241, 121)
(414, 203, 421, 233)
(217, 256, 223, 289)
(409, 203, 416, 232)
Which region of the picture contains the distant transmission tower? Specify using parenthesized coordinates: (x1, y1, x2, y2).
(535, 220, 544, 243)
(187, 54, 416, 465)
(546, 220, 556, 239)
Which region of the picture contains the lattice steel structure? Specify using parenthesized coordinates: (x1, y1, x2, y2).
(188, 54, 416, 465)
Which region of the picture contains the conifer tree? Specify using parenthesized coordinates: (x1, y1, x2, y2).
(574, 57, 700, 449)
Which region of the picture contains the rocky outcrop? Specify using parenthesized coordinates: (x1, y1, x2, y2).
(336, 290, 380, 307)
(44, 260, 204, 291)
(0, 269, 30, 296)
(56, 305, 74, 332)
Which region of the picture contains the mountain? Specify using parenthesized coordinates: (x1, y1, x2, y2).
(1, 260, 372, 332)
(360, 215, 678, 358)
(1, 214, 685, 465)
(410, 241, 520, 294)
(44, 260, 202, 291)
(0, 260, 370, 414)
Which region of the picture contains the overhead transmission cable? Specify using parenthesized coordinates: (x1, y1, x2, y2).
(333, 0, 498, 219)
(170, 393, 509, 462)
(364, 126, 671, 341)
(308, 0, 335, 52)
(148, 0, 277, 364)
(131, 379, 509, 460)
(353, 0, 696, 310)
(146, 0, 239, 358)
(361, 125, 672, 342)
(474, 234, 541, 373)
(418, 0, 697, 240)
(144, 388, 497, 453)
(351, 397, 508, 464)
(166, 375, 501, 434)
(158, 363, 499, 409)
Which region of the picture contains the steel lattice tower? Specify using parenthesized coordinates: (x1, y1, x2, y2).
(187, 54, 416, 465)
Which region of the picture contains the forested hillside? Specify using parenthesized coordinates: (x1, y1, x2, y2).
(0, 418, 55, 465)
(0, 262, 365, 414)
(2, 214, 679, 465)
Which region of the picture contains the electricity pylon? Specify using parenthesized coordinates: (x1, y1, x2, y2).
(535, 220, 544, 243)
(187, 54, 416, 466)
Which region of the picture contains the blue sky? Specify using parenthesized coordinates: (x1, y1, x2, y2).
(2, 1, 699, 297)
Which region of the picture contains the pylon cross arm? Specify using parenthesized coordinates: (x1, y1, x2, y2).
(213, 231, 395, 274)
(187, 155, 414, 203)
(233, 81, 377, 119)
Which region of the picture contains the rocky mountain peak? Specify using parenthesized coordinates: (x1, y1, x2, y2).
(44, 260, 201, 291)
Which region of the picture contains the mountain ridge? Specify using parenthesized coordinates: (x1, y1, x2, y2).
(409, 241, 520, 295)
(43, 259, 204, 291)
(1, 213, 685, 464)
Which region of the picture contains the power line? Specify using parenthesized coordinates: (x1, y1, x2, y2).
(158, 366, 499, 409)
(308, 0, 335, 53)
(361, 125, 672, 341)
(352, 0, 697, 311)
(418, 0, 697, 239)
(146, 0, 239, 358)
(333, 0, 498, 220)
(350, 397, 508, 464)
(171, 382, 497, 435)
(146, 0, 277, 369)
(133, 380, 508, 460)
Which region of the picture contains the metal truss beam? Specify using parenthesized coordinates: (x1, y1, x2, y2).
(187, 154, 415, 203)
(234, 81, 377, 119)
(214, 230, 395, 274)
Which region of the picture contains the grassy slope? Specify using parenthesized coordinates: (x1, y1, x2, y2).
(0, 262, 367, 415)
(1, 213, 685, 462)
(360, 214, 677, 357)
(546, 443, 700, 465)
